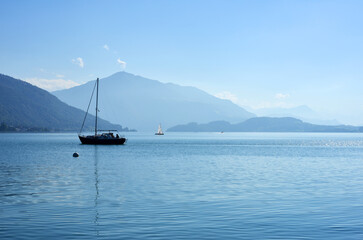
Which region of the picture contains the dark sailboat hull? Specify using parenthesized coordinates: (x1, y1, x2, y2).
(79, 135, 126, 145)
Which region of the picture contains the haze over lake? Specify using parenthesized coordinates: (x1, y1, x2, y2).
(1, 133, 363, 239)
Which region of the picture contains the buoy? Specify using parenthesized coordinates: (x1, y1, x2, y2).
(73, 152, 79, 157)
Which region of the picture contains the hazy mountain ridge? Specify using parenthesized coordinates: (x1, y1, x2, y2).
(0, 74, 130, 131)
(53, 72, 256, 131)
(167, 117, 363, 132)
(249, 105, 340, 125)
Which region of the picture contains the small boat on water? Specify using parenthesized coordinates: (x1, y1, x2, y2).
(78, 78, 126, 145)
(155, 124, 164, 135)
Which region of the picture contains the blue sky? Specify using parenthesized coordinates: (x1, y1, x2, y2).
(1, 0, 363, 124)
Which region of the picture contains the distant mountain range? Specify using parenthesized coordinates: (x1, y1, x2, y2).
(0, 74, 130, 132)
(53, 72, 255, 131)
(3, 72, 360, 133)
(249, 105, 340, 125)
(168, 117, 363, 132)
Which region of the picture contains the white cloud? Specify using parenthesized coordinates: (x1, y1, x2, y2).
(252, 101, 295, 109)
(103, 44, 110, 51)
(117, 58, 126, 69)
(275, 93, 290, 99)
(24, 78, 80, 91)
(214, 91, 239, 104)
(246, 93, 292, 109)
(72, 57, 84, 68)
(38, 68, 65, 78)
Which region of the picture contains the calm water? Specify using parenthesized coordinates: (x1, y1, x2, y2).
(1, 132, 363, 239)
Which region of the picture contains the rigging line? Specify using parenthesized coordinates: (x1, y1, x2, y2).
(79, 80, 97, 134)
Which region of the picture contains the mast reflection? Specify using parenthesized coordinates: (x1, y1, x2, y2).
(94, 145, 100, 237)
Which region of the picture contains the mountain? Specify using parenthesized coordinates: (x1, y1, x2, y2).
(53, 72, 255, 131)
(250, 105, 340, 125)
(0, 74, 130, 131)
(167, 117, 363, 132)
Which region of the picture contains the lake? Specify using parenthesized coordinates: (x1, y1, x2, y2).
(1, 132, 363, 239)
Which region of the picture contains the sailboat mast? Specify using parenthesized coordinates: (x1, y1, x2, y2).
(95, 78, 99, 136)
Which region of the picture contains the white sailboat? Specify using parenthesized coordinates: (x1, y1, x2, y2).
(155, 124, 164, 135)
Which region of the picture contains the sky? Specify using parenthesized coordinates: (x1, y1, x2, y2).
(1, 0, 363, 125)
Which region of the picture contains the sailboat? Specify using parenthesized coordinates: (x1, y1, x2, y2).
(155, 124, 164, 135)
(78, 78, 127, 145)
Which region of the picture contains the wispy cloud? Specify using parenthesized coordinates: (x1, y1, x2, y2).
(214, 91, 239, 104)
(24, 78, 80, 91)
(103, 44, 110, 51)
(38, 68, 66, 79)
(275, 93, 290, 99)
(252, 101, 295, 109)
(249, 93, 293, 109)
(117, 58, 126, 69)
(72, 57, 84, 68)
